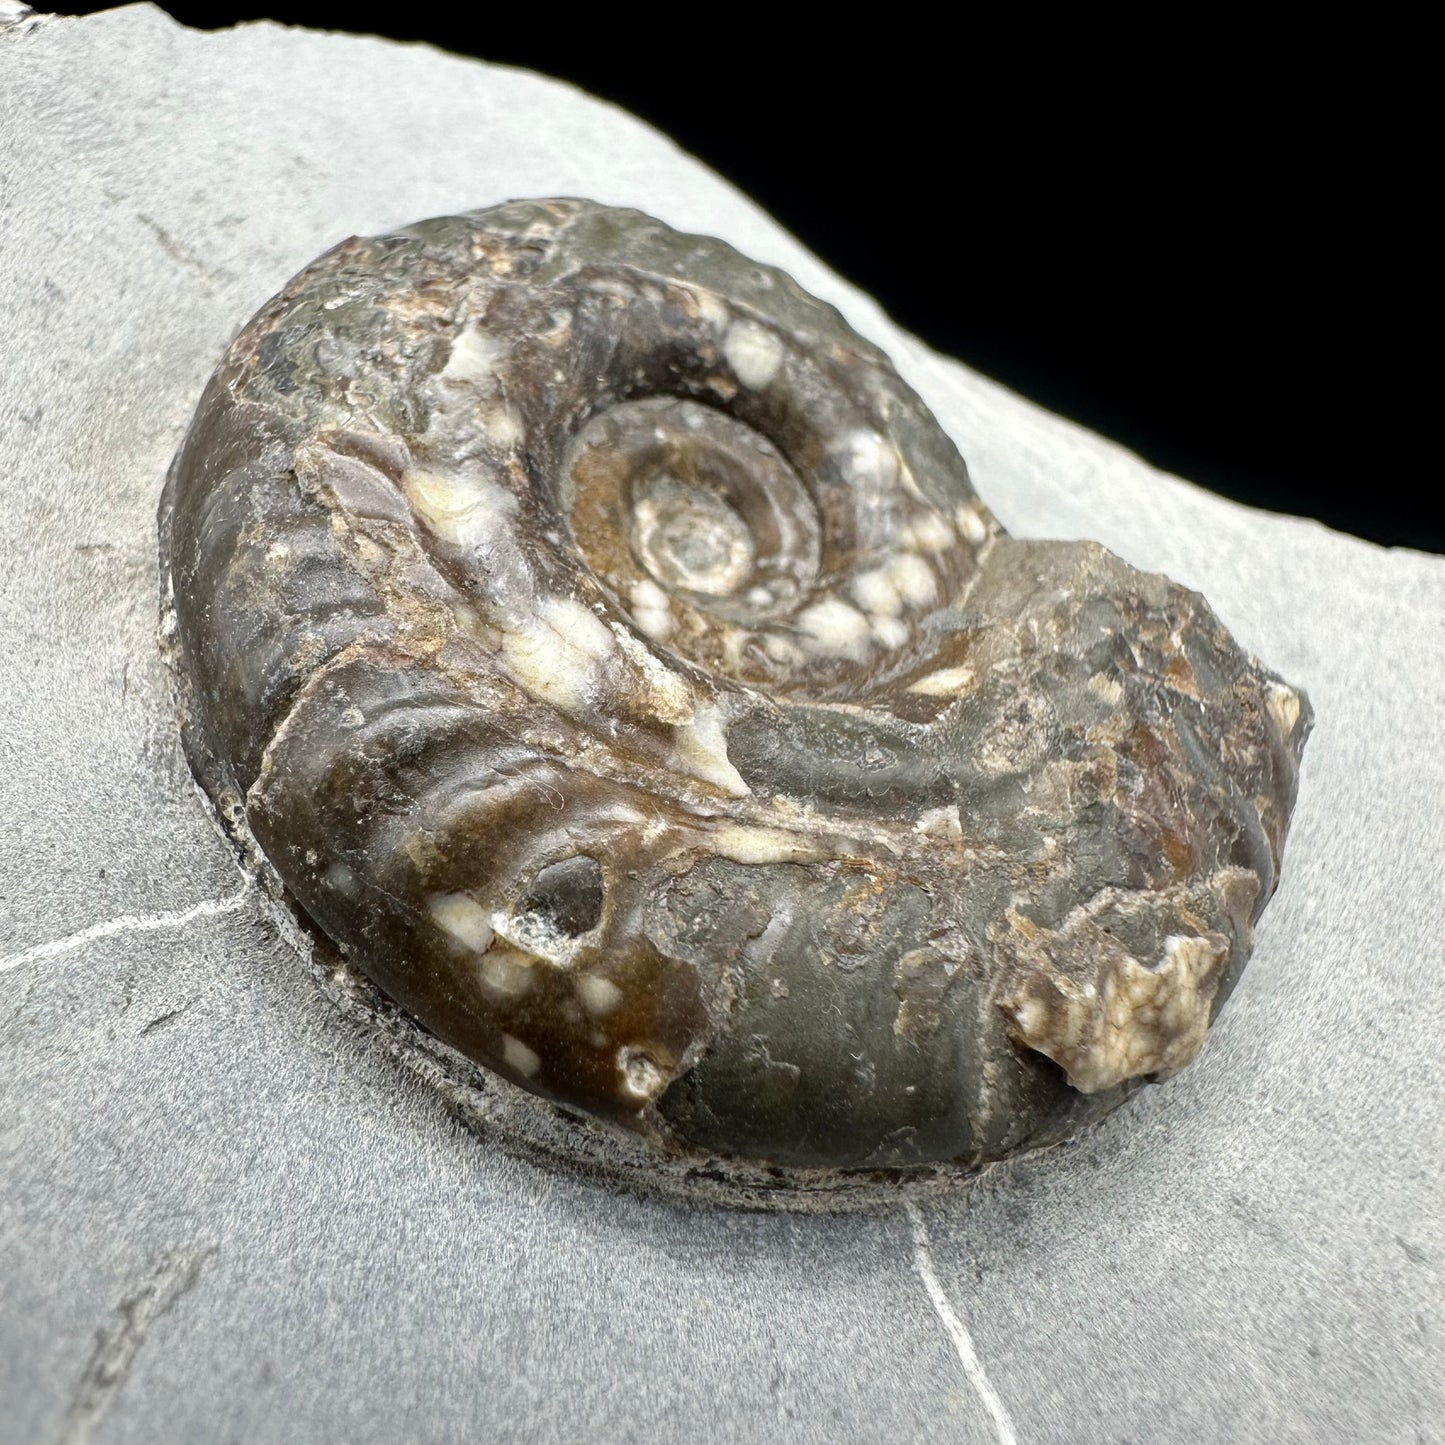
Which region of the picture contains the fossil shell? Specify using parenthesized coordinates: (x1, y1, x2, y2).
(159, 199, 1310, 1173)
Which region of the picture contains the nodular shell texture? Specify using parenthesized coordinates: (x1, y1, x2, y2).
(159, 199, 1310, 1189)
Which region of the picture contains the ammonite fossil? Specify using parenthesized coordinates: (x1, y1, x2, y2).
(160, 199, 1310, 1175)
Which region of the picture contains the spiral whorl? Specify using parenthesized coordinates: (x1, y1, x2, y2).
(160, 199, 1310, 1173)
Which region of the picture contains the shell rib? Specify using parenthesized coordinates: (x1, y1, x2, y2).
(159, 199, 1310, 1171)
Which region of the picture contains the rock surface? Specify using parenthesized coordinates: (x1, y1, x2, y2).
(0, 7, 1440, 1443)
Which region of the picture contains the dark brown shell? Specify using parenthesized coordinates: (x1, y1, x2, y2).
(159, 199, 1310, 1171)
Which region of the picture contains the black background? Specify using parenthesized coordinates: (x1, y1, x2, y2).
(51, 6, 1435, 551)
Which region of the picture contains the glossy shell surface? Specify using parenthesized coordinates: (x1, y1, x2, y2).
(160, 199, 1311, 1173)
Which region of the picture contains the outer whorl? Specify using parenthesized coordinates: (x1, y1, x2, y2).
(160, 199, 1310, 1175)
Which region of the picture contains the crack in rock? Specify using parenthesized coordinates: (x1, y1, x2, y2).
(905, 1199, 1018, 1445)
(138, 1003, 192, 1036)
(56, 1246, 215, 1445)
(0, 885, 252, 976)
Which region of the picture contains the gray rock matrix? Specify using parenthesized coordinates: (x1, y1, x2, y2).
(1, 7, 1440, 1443)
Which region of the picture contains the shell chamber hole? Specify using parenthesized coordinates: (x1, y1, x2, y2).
(520, 854, 604, 938)
(564, 397, 821, 626)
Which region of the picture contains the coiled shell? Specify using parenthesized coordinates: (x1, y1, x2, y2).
(160, 199, 1310, 1172)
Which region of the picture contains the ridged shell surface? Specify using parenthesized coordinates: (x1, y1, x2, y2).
(160, 199, 1311, 1173)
